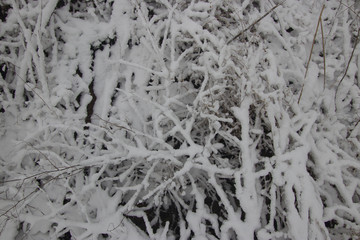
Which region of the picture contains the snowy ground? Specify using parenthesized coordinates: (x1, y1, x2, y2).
(0, 0, 360, 239)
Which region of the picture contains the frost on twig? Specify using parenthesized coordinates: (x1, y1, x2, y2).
(0, 0, 360, 239)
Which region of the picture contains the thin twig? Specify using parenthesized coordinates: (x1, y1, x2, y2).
(320, 13, 326, 90)
(227, 1, 285, 45)
(335, 27, 360, 107)
(326, 1, 342, 42)
(9, 67, 59, 118)
(0, 165, 81, 184)
(25, 141, 59, 170)
(339, 2, 360, 19)
(305, 5, 325, 79)
(0, 169, 79, 218)
(298, 5, 325, 104)
(347, 117, 360, 139)
(94, 114, 134, 133)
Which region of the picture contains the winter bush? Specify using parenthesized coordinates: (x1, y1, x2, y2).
(0, 0, 360, 239)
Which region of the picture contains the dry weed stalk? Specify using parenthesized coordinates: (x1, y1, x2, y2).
(320, 10, 326, 90)
(335, 27, 360, 111)
(227, 1, 285, 45)
(298, 4, 325, 104)
(0, 165, 83, 219)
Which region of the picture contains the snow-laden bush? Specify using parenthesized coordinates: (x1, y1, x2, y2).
(1, 0, 360, 239)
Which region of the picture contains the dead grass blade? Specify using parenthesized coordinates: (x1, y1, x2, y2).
(298, 4, 325, 104)
(320, 11, 326, 90)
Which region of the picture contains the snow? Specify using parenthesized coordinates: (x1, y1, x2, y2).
(1, 0, 360, 239)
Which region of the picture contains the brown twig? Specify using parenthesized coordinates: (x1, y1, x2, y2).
(25, 141, 59, 170)
(94, 114, 134, 133)
(320, 14, 326, 90)
(0, 165, 81, 184)
(339, 2, 360, 19)
(335, 27, 360, 110)
(227, 1, 285, 45)
(9, 67, 59, 118)
(298, 5, 325, 104)
(0, 168, 80, 218)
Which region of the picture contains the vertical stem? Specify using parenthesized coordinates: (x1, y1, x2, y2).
(320, 15, 326, 90)
(298, 5, 325, 104)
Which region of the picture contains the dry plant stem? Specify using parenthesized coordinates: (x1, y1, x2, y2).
(320, 15, 326, 90)
(339, 2, 360, 18)
(298, 4, 325, 104)
(347, 118, 360, 139)
(354, 119, 360, 128)
(12, 68, 59, 118)
(94, 114, 134, 133)
(326, 1, 342, 41)
(0, 170, 75, 218)
(25, 141, 59, 170)
(226, 1, 285, 45)
(0, 165, 82, 184)
(335, 27, 360, 109)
